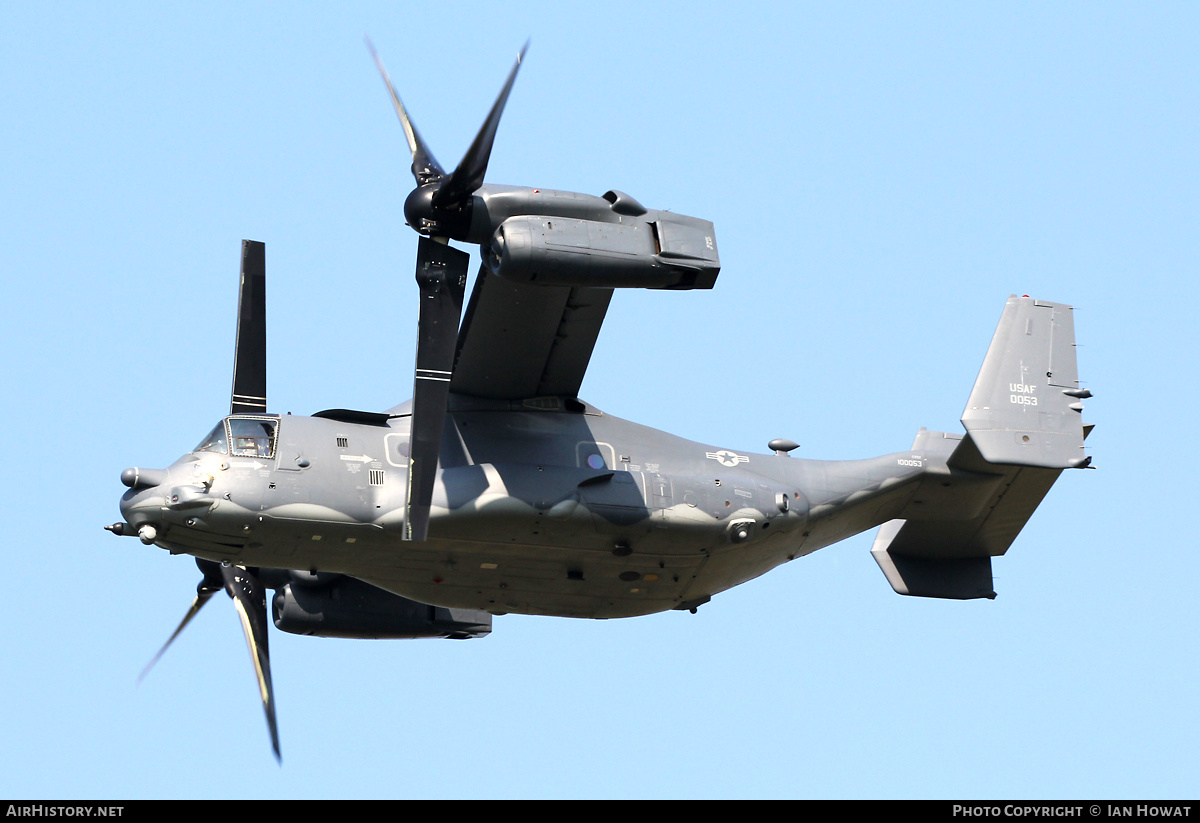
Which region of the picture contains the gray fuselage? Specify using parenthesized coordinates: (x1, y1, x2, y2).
(120, 397, 934, 619)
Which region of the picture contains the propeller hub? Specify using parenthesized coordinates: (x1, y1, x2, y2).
(404, 184, 472, 239)
(403, 184, 438, 234)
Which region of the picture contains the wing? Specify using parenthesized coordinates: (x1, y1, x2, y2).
(449, 264, 613, 400)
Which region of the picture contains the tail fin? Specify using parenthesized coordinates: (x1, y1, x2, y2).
(871, 296, 1091, 600)
(960, 295, 1091, 469)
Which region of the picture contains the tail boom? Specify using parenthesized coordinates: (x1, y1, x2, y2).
(871, 296, 1091, 600)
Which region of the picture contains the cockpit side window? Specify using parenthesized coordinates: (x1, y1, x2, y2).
(229, 417, 278, 458)
(193, 421, 228, 455)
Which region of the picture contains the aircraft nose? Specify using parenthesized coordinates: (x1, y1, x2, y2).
(117, 466, 170, 542)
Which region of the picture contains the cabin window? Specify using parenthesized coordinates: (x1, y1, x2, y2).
(228, 417, 279, 458)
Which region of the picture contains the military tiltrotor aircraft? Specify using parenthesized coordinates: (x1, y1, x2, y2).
(109, 43, 1093, 761)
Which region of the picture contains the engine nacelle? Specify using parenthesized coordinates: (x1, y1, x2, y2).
(485, 212, 720, 290)
(272, 573, 492, 640)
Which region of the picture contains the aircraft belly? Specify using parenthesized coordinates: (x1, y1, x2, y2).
(351, 536, 711, 619)
(201, 504, 724, 618)
(260, 495, 806, 618)
(681, 530, 805, 602)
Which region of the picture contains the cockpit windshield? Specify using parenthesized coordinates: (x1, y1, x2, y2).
(193, 421, 228, 454)
(193, 417, 279, 458)
(229, 417, 278, 458)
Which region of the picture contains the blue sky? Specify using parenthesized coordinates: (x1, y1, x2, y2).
(1, 2, 1196, 799)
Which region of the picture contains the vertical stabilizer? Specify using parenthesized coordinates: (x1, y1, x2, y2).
(960, 296, 1090, 469)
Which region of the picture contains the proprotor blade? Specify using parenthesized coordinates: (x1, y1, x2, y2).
(137, 559, 226, 685)
(220, 564, 280, 763)
(405, 237, 469, 542)
(230, 240, 266, 415)
(432, 41, 528, 211)
(366, 37, 445, 187)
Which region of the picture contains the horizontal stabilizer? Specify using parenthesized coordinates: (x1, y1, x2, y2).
(871, 520, 996, 599)
(872, 438, 1063, 599)
(871, 428, 1061, 600)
